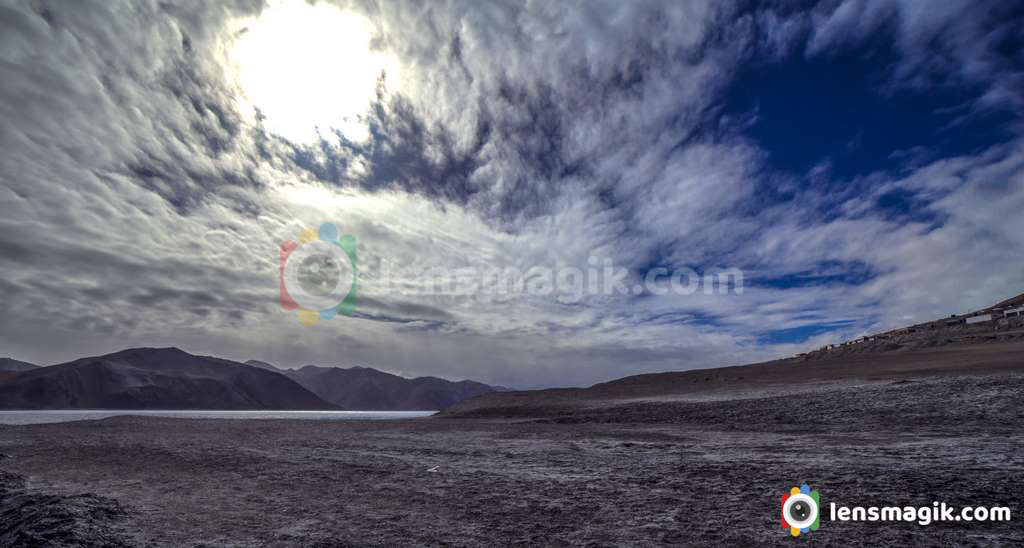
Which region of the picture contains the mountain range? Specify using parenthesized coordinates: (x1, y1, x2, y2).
(241, 360, 497, 410)
(0, 358, 38, 373)
(0, 348, 498, 411)
(0, 348, 335, 410)
(283, 364, 495, 411)
(10, 292, 1018, 413)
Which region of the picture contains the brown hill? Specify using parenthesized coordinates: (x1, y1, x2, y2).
(441, 341, 1024, 418)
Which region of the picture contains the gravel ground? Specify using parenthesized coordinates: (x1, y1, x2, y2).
(0, 374, 1021, 546)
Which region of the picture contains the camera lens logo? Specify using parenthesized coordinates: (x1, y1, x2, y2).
(781, 484, 820, 537)
(280, 222, 356, 326)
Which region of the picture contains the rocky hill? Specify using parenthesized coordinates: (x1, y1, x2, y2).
(798, 291, 1024, 360)
(0, 348, 337, 410)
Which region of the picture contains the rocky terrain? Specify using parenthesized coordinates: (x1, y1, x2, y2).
(0, 343, 1021, 546)
(0, 470, 130, 547)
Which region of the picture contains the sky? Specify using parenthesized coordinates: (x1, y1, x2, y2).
(1, 0, 1022, 388)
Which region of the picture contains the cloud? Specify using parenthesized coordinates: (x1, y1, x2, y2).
(805, 0, 1024, 112)
(0, 0, 1022, 387)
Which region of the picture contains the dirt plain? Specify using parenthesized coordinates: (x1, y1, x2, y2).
(1, 345, 1022, 546)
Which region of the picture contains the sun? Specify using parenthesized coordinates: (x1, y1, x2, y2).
(230, 1, 401, 143)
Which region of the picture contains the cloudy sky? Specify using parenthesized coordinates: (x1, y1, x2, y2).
(1, 0, 1022, 387)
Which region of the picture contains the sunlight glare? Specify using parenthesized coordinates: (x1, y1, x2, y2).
(231, 1, 400, 143)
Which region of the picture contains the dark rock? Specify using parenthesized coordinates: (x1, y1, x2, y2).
(0, 471, 131, 547)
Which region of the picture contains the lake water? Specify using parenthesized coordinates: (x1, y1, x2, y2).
(0, 410, 436, 425)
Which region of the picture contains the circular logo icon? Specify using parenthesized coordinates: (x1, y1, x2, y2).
(298, 254, 341, 296)
(282, 239, 354, 311)
(783, 493, 819, 530)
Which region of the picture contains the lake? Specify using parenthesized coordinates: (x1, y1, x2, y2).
(0, 410, 436, 425)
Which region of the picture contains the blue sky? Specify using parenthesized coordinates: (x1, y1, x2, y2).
(0, 0, 1022, 386)
(725, 39, 1017, 180)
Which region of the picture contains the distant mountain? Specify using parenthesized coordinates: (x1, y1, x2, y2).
(0, 358, 38, 373)
(244, 359, 285, 372)
(0, 348, 337, 410)
(286, 365, 496, 411)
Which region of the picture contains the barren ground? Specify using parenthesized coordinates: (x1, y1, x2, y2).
(1, 369, 1022, 546)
